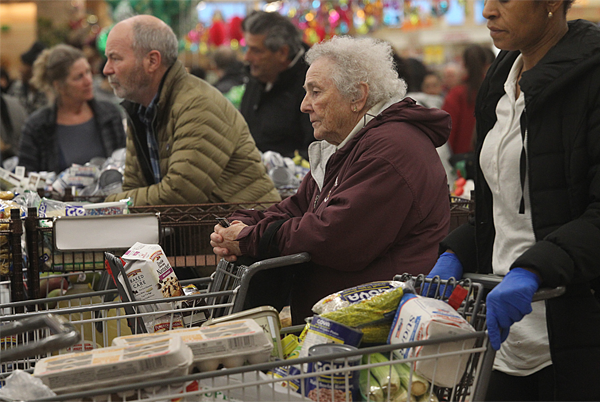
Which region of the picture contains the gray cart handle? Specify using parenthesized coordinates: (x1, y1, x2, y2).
(463, 272, 566, 301)
(0, 314, 81, 363)
(233, 252, 311, 313)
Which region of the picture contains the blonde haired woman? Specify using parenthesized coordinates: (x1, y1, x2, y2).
(19, 44, 125, 173)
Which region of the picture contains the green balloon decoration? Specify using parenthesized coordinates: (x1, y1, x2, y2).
(96, 25, 112, 55)
(106, 0, 193, 38)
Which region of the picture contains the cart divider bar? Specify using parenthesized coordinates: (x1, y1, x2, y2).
(0, 289, 238, 320)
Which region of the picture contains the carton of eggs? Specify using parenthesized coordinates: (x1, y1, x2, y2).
(113, 318, 273, 371)
(33, 336, 193, 394)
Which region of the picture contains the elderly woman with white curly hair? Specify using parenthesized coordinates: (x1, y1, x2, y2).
(211, 36, 452, 323)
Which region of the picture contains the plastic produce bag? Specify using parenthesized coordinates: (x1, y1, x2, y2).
(0, 370, 56, 400)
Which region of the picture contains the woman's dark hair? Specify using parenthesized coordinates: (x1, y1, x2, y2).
(564, 0, 576, 12)
(463, 44, 495, 104)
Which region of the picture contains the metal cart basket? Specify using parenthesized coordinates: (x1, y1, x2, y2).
(1, 274, 492, 402)
(0, 252, 309, 374)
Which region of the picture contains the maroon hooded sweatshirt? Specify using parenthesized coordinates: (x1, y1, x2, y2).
(232, 98, 451, 323)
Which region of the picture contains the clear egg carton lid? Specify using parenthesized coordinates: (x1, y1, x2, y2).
(33, 336, 193, 394)
(113, 318, 273, 365)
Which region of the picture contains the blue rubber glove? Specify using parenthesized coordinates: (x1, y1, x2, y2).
(486, 268, 541, 351)
(422, 252, 463, 298)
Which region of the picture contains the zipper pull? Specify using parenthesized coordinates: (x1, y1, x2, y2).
(313, 193, 320, 210)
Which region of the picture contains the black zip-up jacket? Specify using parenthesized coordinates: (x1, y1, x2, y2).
(19, 99, 126, 174)
(442, 19, 600, 400)
(240, 49, 314, 159)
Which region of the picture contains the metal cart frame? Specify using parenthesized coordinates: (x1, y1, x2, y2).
(1, 274, 492, 402)
(0, 252, 310, 372)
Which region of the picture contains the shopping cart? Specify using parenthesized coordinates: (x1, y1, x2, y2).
(0, 274, 483, 401)
(0, 313, 80, 364)
(0, 208, 26, 305)
(0, 252, 310, 378)
(1, 272, 564, 402)
(22, 202, 280, 299)
(19, 196, 469, 301)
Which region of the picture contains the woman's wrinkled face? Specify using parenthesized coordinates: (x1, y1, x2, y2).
(58, 57, 94, 102)
(483, 0, 550, 52)
(300, 58, 356, 146)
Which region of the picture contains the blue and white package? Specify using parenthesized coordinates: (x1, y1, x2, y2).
(387, 294, 476, 388)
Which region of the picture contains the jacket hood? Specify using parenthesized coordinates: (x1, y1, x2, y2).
(363, 97, 451, 148)
(520, 20, 600, 105)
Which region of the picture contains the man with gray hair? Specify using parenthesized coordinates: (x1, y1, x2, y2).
(240, 11, 313, 159)
(103, 15, 280, 206)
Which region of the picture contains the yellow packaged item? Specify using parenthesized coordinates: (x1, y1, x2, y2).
(315, 281, 405, 344)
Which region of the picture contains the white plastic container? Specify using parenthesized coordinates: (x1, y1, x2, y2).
(113, 318, 273, 372)
(33, 335, 193, 394)
(388, 294, 476, 388)
(202, 306, 283, 360)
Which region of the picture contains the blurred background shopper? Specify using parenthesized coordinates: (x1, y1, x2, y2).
(19, 44, 125, 174)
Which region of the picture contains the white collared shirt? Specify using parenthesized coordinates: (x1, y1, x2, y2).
(480, 54, 551, 376)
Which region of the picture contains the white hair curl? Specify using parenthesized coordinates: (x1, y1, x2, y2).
(305, 36, 406, 108)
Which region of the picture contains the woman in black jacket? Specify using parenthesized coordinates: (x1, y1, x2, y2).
(426, 1, 600, 400)
(19, 44, 125, 174)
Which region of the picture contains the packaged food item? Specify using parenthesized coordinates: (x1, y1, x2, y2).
(0, 167, 21, 190)
(312, 281, 406, 315)
(0, 199, 24, 219)
(112, 318, 273, 372)
(281, 334, 300, 359)
(0, 191, 14, 200)
(315, 282, 405, 344)
(306, 344, 361, 402)
(121, 242, 183, 302)
(118, 242, 185, 332)
(180, 284, 208, 327)
(279, 305, 292, 328)
(202, 306, 283, 360)
(33, 336, 193, 394)
(83, 201, 128, 216)
(298, 316, 363, 358)
(388, 293, 476, 388)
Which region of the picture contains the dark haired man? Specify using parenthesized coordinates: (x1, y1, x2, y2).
(241, 11, 313, 159)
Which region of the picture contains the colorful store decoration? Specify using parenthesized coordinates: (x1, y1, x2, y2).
(106, 0, 193, 37)
(135, 0, 458, 54)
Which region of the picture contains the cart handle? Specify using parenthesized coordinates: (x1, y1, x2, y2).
(463, 272, 566, 301)
(233, 252, 311, 313)
(0, 314, 81, 363)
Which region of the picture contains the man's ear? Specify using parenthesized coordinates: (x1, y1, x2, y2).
(144, 50, 163, 73)
(276, 45, 290, 63)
